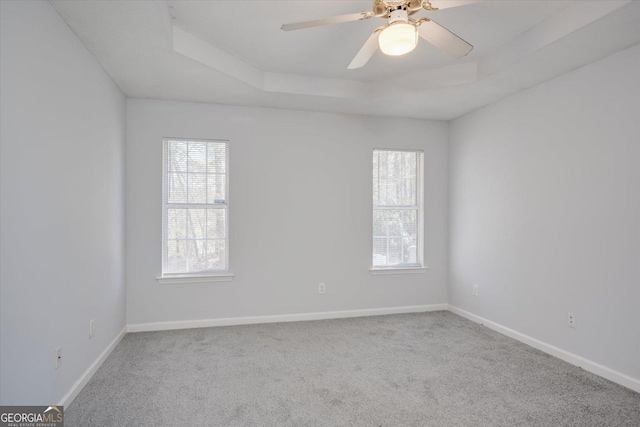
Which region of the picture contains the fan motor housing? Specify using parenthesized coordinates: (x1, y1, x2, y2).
(373, 0, 426, 18)
(388, 9, 409, 24)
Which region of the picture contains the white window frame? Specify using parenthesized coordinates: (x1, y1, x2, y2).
(157, 138, 233, 284)
(371, 148, 426, 274)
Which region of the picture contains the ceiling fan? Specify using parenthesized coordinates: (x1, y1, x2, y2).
(281, 0, 474, 69)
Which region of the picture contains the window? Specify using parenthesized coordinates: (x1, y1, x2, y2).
(372, 149, 424, 270)
(161, 138, 229, 278)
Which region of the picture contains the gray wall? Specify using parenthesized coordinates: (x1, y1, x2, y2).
(449, 44, 640, 380)
(125, 99, 449, 325)
(0, 1, 126, 404)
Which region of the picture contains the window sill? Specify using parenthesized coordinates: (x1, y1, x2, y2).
(156, 273, 234, 285)
(370, 267, 428, 275)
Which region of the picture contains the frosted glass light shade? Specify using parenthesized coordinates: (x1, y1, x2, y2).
(379, 23, 417, 56)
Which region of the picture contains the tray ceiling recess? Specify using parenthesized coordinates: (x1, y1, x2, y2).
(50, 0, 640, 119)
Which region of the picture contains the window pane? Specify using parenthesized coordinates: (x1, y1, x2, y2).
(207, 174, 226, 204)
(206, 209, 226, 240)
(167, 239, 187, 273)
(373, 210, 417, 237)
(373, 208, 418, 266)
(168, 172, 187, 203)
(167, 209, 187, 240)
(373, 151, 380, 205)
(207, 142, 226, 174)
(401, 151, 417, 205)
(187, 209, 206, 239)
(206, 239, 226, 271)
(188, 173, 207, 204)
(167, 141, 187, 173)
(188, 141, 207, 173)
(373, 238, 387, 267)
(373, 150, 417, 206)
(186, 240, 207, 272)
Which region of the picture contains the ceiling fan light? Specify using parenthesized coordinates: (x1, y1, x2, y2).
(378, 23, 417, 56)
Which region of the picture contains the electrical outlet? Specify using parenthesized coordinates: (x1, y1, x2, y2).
(472, 284, 479, 297)
(318, 283, 326, 294)
(89, 319, 95, 339)
(568, 312, 576, 328)
(55, 347, 62, 369)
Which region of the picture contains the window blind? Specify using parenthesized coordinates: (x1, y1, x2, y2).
(162, 138, 229, 275)
(373, 149, 424, 268)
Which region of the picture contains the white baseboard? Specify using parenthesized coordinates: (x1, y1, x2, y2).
(447, 305, 640, 394)
(57, 326, 127, 407)
(127, 304, 448, 333)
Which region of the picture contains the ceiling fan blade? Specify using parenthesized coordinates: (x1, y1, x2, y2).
(347, 31, 380, 70)
(426, 0, 483, 10)
(281, 12, 373, 31)
(417, 19, 473, 58)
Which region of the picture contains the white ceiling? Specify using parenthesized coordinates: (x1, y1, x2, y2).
(51, 0, 640, 120)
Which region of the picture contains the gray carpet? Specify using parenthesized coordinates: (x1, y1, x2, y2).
(66, 311, 640, 426)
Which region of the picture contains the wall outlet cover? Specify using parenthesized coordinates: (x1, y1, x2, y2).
(55, 347, 62, 369)
(568, 312, 576, 328)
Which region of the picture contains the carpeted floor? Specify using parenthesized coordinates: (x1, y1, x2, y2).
(65, 311, 640, 426)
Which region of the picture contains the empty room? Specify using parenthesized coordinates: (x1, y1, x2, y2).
(1, 0, 639, 426)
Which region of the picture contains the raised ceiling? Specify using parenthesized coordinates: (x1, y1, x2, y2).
(51, 0, 640, 120)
